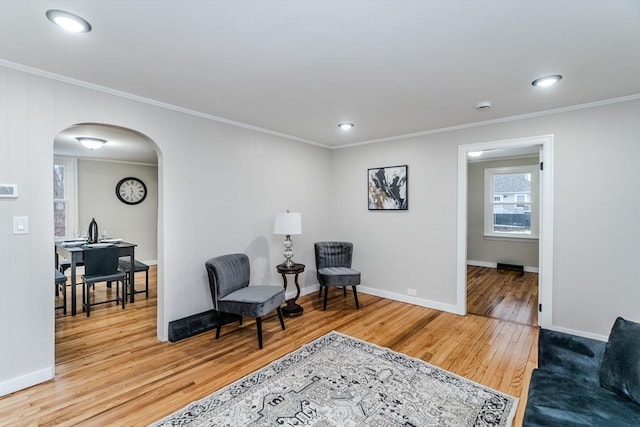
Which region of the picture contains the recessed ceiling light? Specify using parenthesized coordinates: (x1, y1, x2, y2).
(532, 75, 563, 88)
(46, 10, 92, 33)
(468, 151, 484, 158)
(338, 123, 354, 131)
(476, 101, 491, 110)
(77, 137, 106, 149)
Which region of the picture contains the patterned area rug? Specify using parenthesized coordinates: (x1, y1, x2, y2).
(152, 331, 517, 426)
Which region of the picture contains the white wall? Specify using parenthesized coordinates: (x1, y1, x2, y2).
(467, 157, 539, 269)
(78, 159, 158, 262)
(2, 61, 639, 396)
(0, 65, 331, 395)
(331, 99, 640, 339)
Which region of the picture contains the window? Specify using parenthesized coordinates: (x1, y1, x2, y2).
(53, 157, 78, 240)
(484, 165, 538, 239)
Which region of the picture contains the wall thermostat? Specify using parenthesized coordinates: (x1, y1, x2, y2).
(0, 184, 18, 198)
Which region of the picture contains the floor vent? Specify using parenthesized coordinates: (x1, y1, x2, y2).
(496, 263, 524, 275)
(168, 310, 238, 342)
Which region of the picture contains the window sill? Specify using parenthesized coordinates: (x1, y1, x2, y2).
(483, 235, 539, 243)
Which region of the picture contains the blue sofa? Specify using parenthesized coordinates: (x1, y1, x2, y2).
(524, 319, 640, 426)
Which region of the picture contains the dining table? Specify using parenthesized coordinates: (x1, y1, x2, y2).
(55, 240, 136, 316)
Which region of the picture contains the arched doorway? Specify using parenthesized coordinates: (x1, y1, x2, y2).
(53, 122, 161, 349)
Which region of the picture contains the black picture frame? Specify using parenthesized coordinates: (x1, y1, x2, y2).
(368, 165, 408, 210)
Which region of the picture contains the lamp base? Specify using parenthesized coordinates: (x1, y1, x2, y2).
(283, 302, 304, 317)
(282, 234, 295, 269)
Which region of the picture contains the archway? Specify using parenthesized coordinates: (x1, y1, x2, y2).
(53, 122, 161, 345)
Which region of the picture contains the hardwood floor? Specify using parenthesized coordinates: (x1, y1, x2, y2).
(467, 265, 539, 326)
(1, 266, 537, 426)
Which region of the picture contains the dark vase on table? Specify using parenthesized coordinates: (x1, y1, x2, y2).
(88, 218, 99, 244)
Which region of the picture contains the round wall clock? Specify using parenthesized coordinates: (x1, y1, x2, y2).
(116, 177, 147, 205)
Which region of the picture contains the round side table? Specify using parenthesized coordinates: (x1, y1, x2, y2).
(277, 263, 305, 317)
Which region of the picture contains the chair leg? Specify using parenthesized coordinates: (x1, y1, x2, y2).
(120, 280, 126, 309)
(277, 307, 286, 330)
(63, 283, 67, 315)
(323, 286, 329, 310)
(85, 282, 91, 317)
(343, 287, 347, 297)
(256, 317, 263, 349)
(215, 311, 222, 339)
(82, 280, 87, 314)
(145, 269, 149, 298)
(352, 286, 360, 309)
(318, 286, 323, 298)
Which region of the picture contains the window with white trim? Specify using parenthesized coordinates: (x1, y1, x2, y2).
(53, 157, 78, 240)
(484, 165, 538, 239)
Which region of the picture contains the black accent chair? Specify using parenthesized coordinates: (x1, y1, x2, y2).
(55, 269, 67, 314)
(81, 246, 126, 317)
(118, 258, 150, 300)
(205, 253, 285, 349)
(314, 241, 361, 310)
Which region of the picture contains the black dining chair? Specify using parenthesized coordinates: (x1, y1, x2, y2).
(58, 259, 85, 275)
(81, 246, 126, 317)
(55, 269, 68, 314)
(205, 253, 286, 349)
(118, 257, 150, 300)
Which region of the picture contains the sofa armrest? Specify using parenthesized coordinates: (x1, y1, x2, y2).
(538, 329, 606, 385)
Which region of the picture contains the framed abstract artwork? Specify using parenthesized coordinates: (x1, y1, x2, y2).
(368, 165, 408, 210)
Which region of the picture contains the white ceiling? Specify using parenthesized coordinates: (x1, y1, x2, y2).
(1, 0, 639, 156)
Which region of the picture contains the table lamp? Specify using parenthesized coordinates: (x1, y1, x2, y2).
(273, 210, 302, 268)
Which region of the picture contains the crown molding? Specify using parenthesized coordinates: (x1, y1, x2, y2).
(0, 59, 330, 149)
(2, 59, 638, 151)
(337, 93, 640, 149)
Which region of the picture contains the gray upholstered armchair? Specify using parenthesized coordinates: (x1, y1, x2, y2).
(205, 253, 286, 349)
(314, 241, 361, 310)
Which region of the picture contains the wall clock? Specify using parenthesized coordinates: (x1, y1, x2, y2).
(116, 177, 147, 205)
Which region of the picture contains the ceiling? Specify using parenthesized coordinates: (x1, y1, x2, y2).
(53, 123, 158, 164)
(1, 1, 639, 156)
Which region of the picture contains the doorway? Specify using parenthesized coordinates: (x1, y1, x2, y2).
(53, 122, 160, 330)
(456, 135, 554, 328)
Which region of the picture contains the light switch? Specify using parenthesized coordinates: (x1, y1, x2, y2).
(13, 216, 28, 234)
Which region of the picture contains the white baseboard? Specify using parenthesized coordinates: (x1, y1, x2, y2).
(467, 259, 539, 273)
(359, 286, 462, 315)
(297, 284, 462, 316)
(0, 367, 53, 397)
(546, 325, 608, 342)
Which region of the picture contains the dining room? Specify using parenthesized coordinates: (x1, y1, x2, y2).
(53, 122, 159, 318)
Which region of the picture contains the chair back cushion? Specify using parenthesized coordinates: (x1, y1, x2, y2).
(205, 254, 250, 308)
(314, 242, 353, 269)
(83, 246, 120, 277)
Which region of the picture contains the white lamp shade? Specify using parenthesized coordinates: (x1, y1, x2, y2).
(273, 212, 302, 235)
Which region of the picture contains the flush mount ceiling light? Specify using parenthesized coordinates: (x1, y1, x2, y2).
(46, 10, 92, 33)
(532, 74, 563, 88)
(77, 137, 106, 149)
(338, 122, 354, 131)
(467, 151, 484, 158)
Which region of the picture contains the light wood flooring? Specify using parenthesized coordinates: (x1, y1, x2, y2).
(1, 266, 538, 426)
(467, 265, 539, 326)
